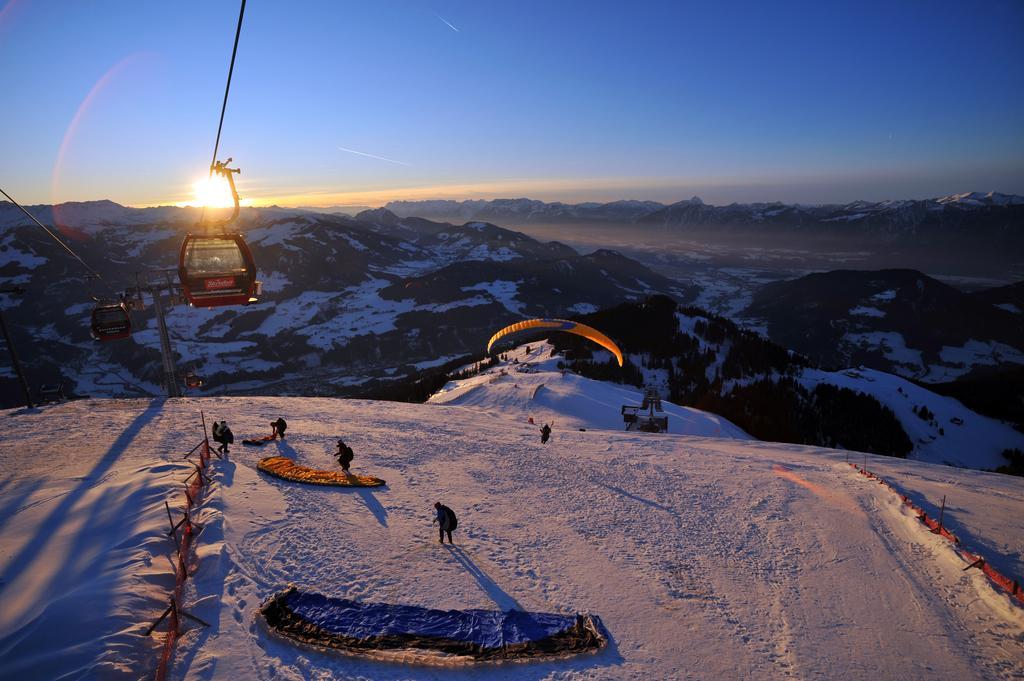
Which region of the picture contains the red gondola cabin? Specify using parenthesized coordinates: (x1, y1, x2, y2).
(178, 233, 259, 307)
(91, 302, 132, 341)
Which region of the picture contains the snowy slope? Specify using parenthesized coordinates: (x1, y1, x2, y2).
(0, 400, 204, 679)
(428, 343, 751, 439)
(2, 397, 1023, 679)
(802, 367, 1024, 470)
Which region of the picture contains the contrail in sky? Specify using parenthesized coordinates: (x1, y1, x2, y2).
(436, 15, 460, 32)
(337, 146, 412, 167)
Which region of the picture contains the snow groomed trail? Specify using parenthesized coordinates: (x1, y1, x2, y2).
(848, 462, 1023, 606)
(1, 396, 1023, 679)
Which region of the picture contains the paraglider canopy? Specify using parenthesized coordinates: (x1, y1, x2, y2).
(487, 318, 624, 367)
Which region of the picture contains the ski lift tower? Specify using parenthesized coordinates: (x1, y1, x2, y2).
(131, 271, 185, 398)
(621, 386, 669, 433)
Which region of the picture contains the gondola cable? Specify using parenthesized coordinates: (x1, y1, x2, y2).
(0, 186, 104, 281)
(199, 0, 246, 231)
(179, 0, 260, 309)
(0, 186, 133, 340)
(210, 0, 246, 178)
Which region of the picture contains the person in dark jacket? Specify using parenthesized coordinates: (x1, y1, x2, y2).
(434, 502, 457, 544)
(540, 423, 552, 444)
(336, 439, 354, 472)
(272, 417, 288, 439)
(214, 420, 233, 454)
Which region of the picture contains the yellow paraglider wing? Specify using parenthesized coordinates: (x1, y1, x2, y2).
(486, 318, 624, 367)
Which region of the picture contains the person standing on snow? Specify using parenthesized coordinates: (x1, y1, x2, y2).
(271, 417, 288, 439)
(540, 423, 552, 444)
(214, 420, 233, 454)
(433, 502, 457, 544)
(336, 439, 354, 472)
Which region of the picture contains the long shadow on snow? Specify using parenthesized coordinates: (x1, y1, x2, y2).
(275, 439, 388, 528)
(883, 476, 1023, 581)
(0, 398, 163, 598)
(0, 472, 170, 678)
(593, 481, 681, 525)
(445, 545, 523, 612)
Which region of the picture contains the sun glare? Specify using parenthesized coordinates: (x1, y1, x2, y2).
(181, 175, 252, 209)
(191, 175, 234, 208)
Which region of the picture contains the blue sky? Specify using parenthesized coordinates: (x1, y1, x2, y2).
(1, 0, 1022, 206)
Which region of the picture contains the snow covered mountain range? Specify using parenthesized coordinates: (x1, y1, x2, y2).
(386, 191, 1024, 240)
(1, 199, 1021, 459)
(533, 297, 1023, 470)
(744, 269, 1024, 382)
(0, 201, 693, 406)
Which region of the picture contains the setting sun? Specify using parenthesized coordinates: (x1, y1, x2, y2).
(181, 174, 251, 209)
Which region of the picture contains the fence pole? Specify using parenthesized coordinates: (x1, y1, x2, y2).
(0, 299, 33, 409)
(938, 495, 946, 531)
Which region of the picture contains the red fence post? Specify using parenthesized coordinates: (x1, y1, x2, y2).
(155, 412, 219, 679)
(851, 464, 1022, 607)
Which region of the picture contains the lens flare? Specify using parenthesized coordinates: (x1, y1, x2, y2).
(772, 464, 864, 516)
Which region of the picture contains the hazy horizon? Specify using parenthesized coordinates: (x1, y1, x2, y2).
(9, 183, 1022, 212)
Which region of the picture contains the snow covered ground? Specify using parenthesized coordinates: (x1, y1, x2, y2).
(802, 367, 1024, 470)
(0, 399, 201, 679)
(1, 393, 1023, 679)
(428, 343, 750, 438)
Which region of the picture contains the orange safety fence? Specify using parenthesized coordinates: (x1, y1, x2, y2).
(153, 413, 218, 681)
(849, 462, 1023, 606)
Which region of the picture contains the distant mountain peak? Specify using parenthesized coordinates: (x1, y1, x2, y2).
(355, 207, 401, 225)
(936, 191, 1024, 207)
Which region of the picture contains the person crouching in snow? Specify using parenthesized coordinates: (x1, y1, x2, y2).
(271, 417, 287, 439)
(336, 439, 354, 472)
(433, 502, 457, 544)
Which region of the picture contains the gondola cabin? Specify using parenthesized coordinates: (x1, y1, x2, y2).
(184, 371, 204, 389)
(91, 302, 132, 341)
(178, 234, 259, 307)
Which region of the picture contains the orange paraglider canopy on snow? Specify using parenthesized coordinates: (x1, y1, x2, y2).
(257, 456, 385, 487)
(487, 318, 623, 367)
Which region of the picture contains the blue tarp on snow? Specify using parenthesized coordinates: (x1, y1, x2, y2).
(260, 587, 605, 662)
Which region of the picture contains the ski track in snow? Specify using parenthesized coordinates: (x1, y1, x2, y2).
(1, 397, 1023, 680)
